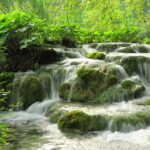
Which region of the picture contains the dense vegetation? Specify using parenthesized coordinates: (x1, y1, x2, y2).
(0, 0, 150, 45)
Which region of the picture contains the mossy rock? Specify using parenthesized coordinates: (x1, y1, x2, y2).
(59, 83, 71, 100)
(11, 76, 46, 109)
(121, 80, 136, 89)
(121, 80, 145, 98)
(96, 85, 124, 103)
(86, 52, 106, 60)
(77, 68, 99, 80)
(60, 66, 118, 103)
(58, 110, 90, 132)
(111, 111, 150, 131)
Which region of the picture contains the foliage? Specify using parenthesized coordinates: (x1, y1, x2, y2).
(0, 124, 10, 144)
(0, 1, 149, 44)
(0, 11, 47, 52)
(0, 84, 10, 146)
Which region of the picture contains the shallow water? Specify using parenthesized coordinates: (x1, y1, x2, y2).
(1, 109, 150, 150)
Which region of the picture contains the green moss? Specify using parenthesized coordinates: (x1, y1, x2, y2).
(121, 80, 135, 89)
(132, 85, 145, 97)
(121, 80, 145, 98)
(77, 68, 99, 79)
(49, 103, 150, 132)
(59, 83, 71, 100)
(58, 110, 90, 132)
(86, 52, 106, 60)
(11, 76, 46, 109)
(58, 110, 109, 132)
(97, 85, 123, 103)
(61, 66, 119, 103)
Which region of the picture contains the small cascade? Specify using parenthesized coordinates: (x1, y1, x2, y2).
(114, 65, 128, 81)
(138, 62, 150, 84)
(26, 99, 57, 115)
(2, 43, 150, 150)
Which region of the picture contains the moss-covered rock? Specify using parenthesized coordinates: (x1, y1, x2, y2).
(59, 83, 71, 100)
(60, 66, 119, 103)
(11, 76, 46, 109)
(58, 110, 108, 132)
(86, 52, 106, 60)
(38, 73, 51, 98)
(121, 80, 145, 98)
(58, 110, 90, 132)
(20, 76, 45, 109)
(121, 80, 136, 89)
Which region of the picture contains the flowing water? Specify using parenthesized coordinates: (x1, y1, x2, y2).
(1, 43, 150, 150)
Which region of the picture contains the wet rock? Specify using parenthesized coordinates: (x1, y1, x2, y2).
(57, 109, 107, 132)
(11, 76, 46, 109)
(38, 48, 63, 65)
(121, 80, 145, 98)
(38, 72, 52, 98)
(59, 83, 71, 100)
(5, 47, 64, 72)
(89, 43, 131, 52)
(60, 65, 118, 103)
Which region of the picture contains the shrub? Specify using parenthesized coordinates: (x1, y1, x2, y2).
(0, 11, 47, 52)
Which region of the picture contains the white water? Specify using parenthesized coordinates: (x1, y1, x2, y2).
(1, 43, 150, 150)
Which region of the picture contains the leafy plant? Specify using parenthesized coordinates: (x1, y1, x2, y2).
(0, 11, 47, 52)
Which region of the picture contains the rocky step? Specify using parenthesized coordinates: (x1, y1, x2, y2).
(89, 43, 150, 53)
(48, 100, 150, 133)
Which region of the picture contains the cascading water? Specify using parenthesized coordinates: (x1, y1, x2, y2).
(1, 43, 150, 150)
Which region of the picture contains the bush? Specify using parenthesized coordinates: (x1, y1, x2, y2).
(0, 11, 47, 52)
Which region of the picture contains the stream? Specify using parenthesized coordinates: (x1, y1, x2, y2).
(1, 43, 150, 150)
